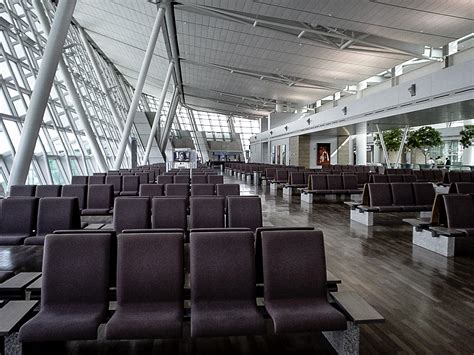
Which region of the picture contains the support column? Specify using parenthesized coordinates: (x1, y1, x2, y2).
(33, 0, 107, 172)
(348, 136, 355, 165)
(462, 120, 474, 166)
(376, 124, 390, 166)
(79, 27, 125, 133)
(395, 125, 409, 167)
(355, 122, 367, 165)
(160, 88, 179, 156)
(113, 6, 166, 169)
(8, 0, 77, 188)
(142, 61, 174, 165)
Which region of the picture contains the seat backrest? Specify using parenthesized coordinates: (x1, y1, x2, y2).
(116, 233, 183, 304)
(387, 175, 403, 183)
(368, 184, 393, 207)
(9, 185, 36, 197)
(391, 183, 415, 206)
(422, 170, 435, 181)
(459, 172, 472, 182)
(265, 168, 276, 179)
(62, 184, 87, 210)
(227, 196, 262, 232)
(443, 194, 474, 228)
(402, 174, 417, 183)
(372, 175, 389, 183)
(174, 175, 190, 184)
(165, 183, 190, 198)
(89, 175, 105, 184)
(207, 175, 224, 185)
(289, 172, 305, 185)
(255, 227, 314, 284)
(327, 175, 343, 190)
(310, 175, 327, 190)
(356, 172, 369, 185)
(275, 170, 288, 182)
(433, 170, 443, 182)
(261, 230, 327, 301)
(157, 175, 174, 184)
(71, 176, 88, 185)
(216, 184, 240, 197)
(455, 182, 474, 194)
(412, 183, 435, 206)
(191, 184, 215, 196)
(139, 184, 164, 198)
(41, 233, 110, 307)
(37, 197, 81, 236)
(413, 170, 424, 180)
(342, 175, 358, 190)
(135, 172, 149, 185)
(448, 171, 460, 183)
(122, 175, 140, 193)
(87, 184, 114, 209)
(0, 197, 38, 235)
(151, 197, 187, 230)
(106, 175, 122, 192)
(190, 196, 225, 228)
(113, 197, 150, 233)
(191, 175, 207, 184)
(190, 231, 256, 303)
(35, 185, 62, 198)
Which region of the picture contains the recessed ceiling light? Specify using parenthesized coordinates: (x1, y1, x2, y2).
(298, 43, 302, 46)
(328, 13, 332, 16)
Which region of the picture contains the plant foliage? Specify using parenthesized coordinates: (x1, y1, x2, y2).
(460, 125, 474, 149)
(373, 128, 403, 151)
(406, 126, 443, 162)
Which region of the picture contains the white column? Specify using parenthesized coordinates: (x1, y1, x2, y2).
(8, 0, 77, 188)
(113, 6, 166, 169)
(348, 136, 355, 165)
(33, 0, 107, 172)
(142, 61, 174, 165)
(79, 27, 125, 132)
(356, 122, 367, 165)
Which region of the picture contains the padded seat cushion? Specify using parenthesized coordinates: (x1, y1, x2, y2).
(191, 301, 265, 337)
(106, 303, 182, 339)
(375, 206, 403, 212)
(119, 191, 138, 196)
(23, 236, 46, 245)
(81, 208, 112, 216)
(266, 299, 347, 334)
(0, 234, 30, 245)
(20, 305, 105, 342)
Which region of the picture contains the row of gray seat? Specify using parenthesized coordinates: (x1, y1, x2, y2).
(19, 229, 347, 350)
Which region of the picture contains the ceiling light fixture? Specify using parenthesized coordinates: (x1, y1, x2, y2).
(297, 30, 305, 39)
(259, 76, 264, 80)
(253, 20, 258, 27)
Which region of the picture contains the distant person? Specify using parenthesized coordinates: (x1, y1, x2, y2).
(427, 157, 435, 166)
(445, 157, 451, 167)
(435, 156, 443, 166)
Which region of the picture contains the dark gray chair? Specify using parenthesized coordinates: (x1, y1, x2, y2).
(19, 233, 110, 344)
(443, 194, 474, 236)
(139, 184, 164, 198)
(62, 185, 87, 210)
(191, 175, 207, 184)
(227, 196, 262, 232)
(391, 183, 417, 212)
(106, 175, 122, 196)
(191, 184, 215, 196)
(261, 230, 347, 333)
(157, 175, 173, 185)
(152, 197, 187, 231)
(82, 184, 114, 215)
(216, 184, 240, 197)
(0, 197, 38, 245)
(105, 232, 184, 339)
(135, 172, 149, 185)
(24, 197, 81, 245)
(207, 175, 223, 185)
(9, 185, 36, 197)
(113, 197, 150, 233)
(190, 230, 265, 337)
(120, 175, 140, 196)
(412, 182, 435, 210)
(71, 176, 88, 185)
(35, 185, 61, 198)
(190, 197, 225, 229)
(174, 175, 190, 184)
(88, 175, 105, 184)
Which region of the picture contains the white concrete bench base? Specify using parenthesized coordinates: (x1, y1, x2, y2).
(350, 209, 374, 226)
(253, 172, 261, 185)
(323, 322, 359, 355)
(282, 186, 293, 196)
(246, 174, 252, 183)
(301, 192, 313, 204)
(412, 228, 455, 257)
(269, 182, 279, 191)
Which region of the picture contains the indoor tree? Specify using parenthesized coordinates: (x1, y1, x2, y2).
(460, 125, 474, 148)
(406, 126, 443, 163)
